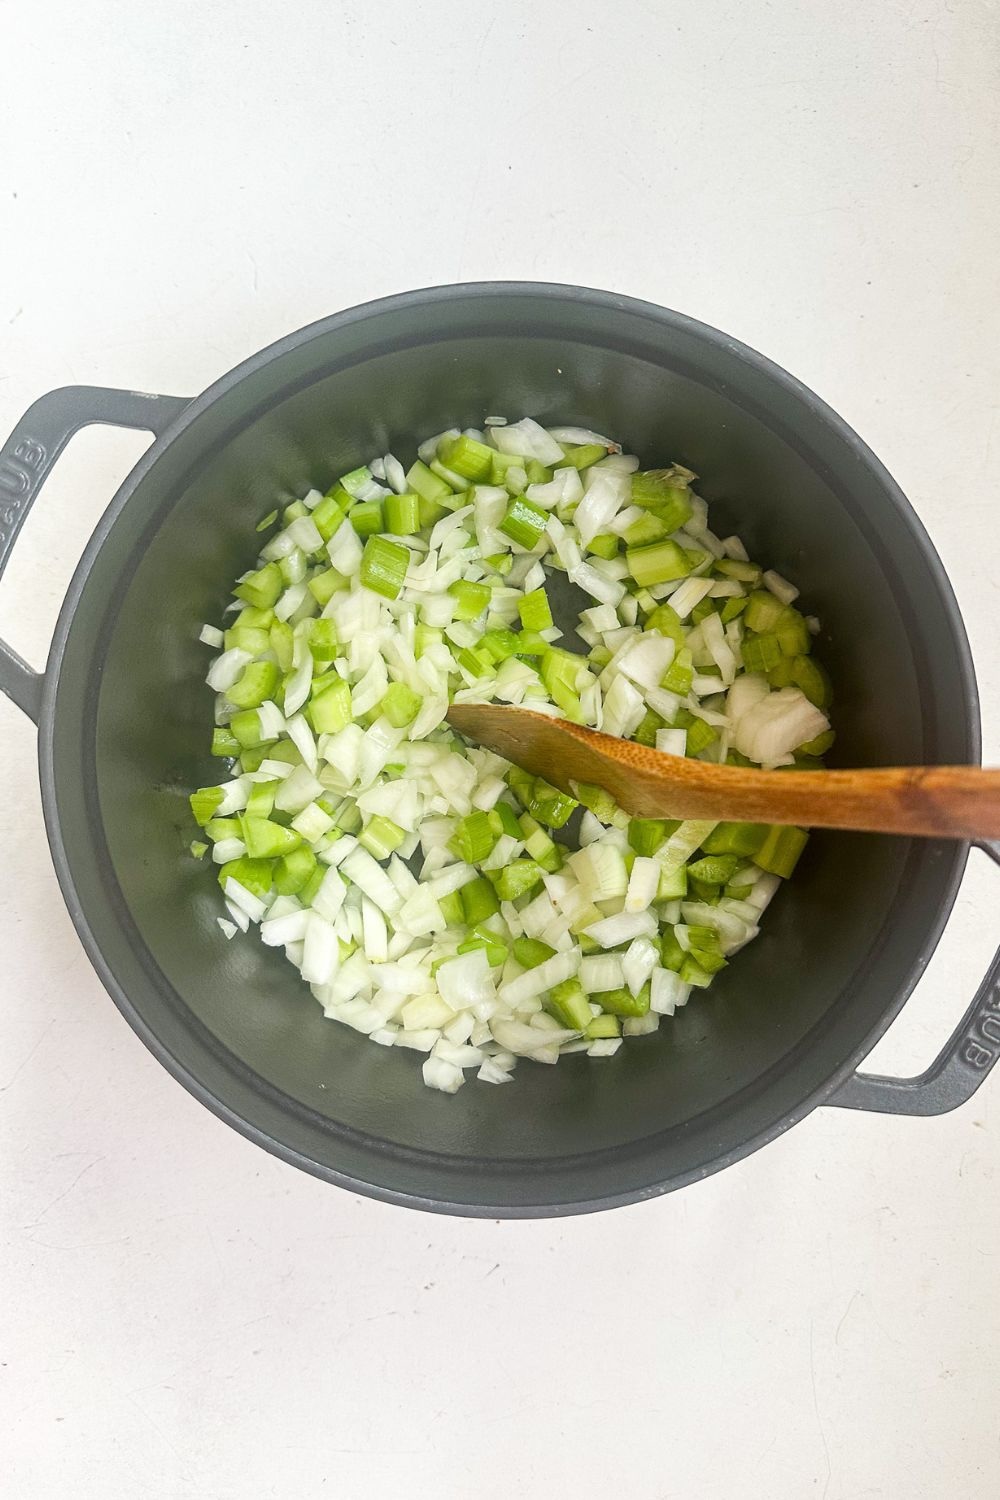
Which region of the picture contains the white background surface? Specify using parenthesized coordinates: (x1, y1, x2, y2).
(2, 3, 1000, 1496)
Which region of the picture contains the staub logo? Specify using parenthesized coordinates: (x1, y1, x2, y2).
(960, 973, 1000, 1071)
(0, 436, 46, 552)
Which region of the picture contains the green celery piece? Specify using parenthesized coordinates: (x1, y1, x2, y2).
(776, 609, 810, 658)
(489, 802, 524, 840)
(234, 562, 283, 610)
(633, 707, 666, 747)
(268, 620, 293, 672)
(519, 815, 562, 872)
(298, 863, 327, 907)
(485, 551, 513, 576)
(792, 655, 832, 708)
(204, 816, 242, 843)
(744, 590, 786, 633)
(406, 459, 453, 505)
(430, 458, 471, 493)
(448, 579, 491, 621)
(799, 728, 835, 757)
(190, 840, 208, 859)
(514, 630, 548, 657)
(596, 984, 651, 1018)
(690, 597, 717, 625)
(767, 656, 797, 688)
(227, 660, 280, 710)
(660, 928, 686, 971)
(308, 678, 352, 735)
(526, 777, 577, 830)
(311, 489, 347, 542)
(687, 853, 738, 886)
(256, 508, 279, 531)
(457, 925, 508, 966)
(741, 634, 782, 674)
(439, 433, 494, 481)
(460, 875, 501, 925)
(715, 558, 761, 584)
(418, 496, 447, 530)
(211, 726, 240, 758)
(380, 680, 422, 728)
(623, 511, 669, 547)
(755, 825, 809, 878)
(574, 781, 619, 825)
(701, 822, 768, 857)
(360, 536, 409, 599)
(274, 845, 317, 897)
(628, 818, 674, 856)
(500, 496, 548, 549)
(489, 858, 544, 902)
(685, 716, 718, 754)
(626, 539, 690, 588)
(481, 629, 520, 662)
(545, 978, 591, 1030)
(586, 533, 619, 560)
(688, 876, 721, 905)
(224, 624, 270, 655)
(384, 492, 421, 536)
(438, 889, 465, 927)
(218, 856, 274, 899)
(512, 936, 556, 969)
(560, 443, 607, 471)
(657, 863, 688, 900)
(245, 781, 276, 819)
(237, 746, 267, 772)
(489, 450, 526, 486)
(348, 500, 384, 537)
(359, 815, 406, 859)
(190, 786, 224, 827)
(308, 567, 348, 607)
(282, 500, 308, 524)
(234, 605, 275, 630)
(414, 623, 443, 656)
(241, 817, 302, 859)
(720, 595, 749, 624)
(644, 602, 685, 648)
(308, 618, 339, 663)
(677, 956, 712, 988)
(585, 1013, 621, 1039)
(524, 460, 552, 485)
(449, 812, 499, 865)
(518, 588, 554, 631)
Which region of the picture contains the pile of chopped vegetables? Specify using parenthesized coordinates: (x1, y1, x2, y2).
(189, 417, 833, 1093)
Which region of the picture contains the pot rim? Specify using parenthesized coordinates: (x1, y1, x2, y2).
(34, 281, 982, 1215)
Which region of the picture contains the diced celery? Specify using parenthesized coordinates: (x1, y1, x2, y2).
(359, 815, 406, 859)
(448, 579, 491, 621)
(489, 858, 544, 901)
(384, 492, 420, 535)
(449, 812, 499, 865)
(439, 434, 494, 481)
(360, 536, 409, 599)
(500, 496, 548, 549)
(701, 822, 768, 857)
(380, 681, 422, 727)
(274, 845, 317, 896)
(626, 540, 691, 588)
(218, 856, 274, 899)
(348, 500, 384, 537)
(227, 660, 280, 710)
(307, 678, 352, 735)
(512, 937, 556, 969)
(241, 817, 302, 859)
(595, 984, 651, 1018)
(234, 562, 283, 609)
(460, 875, 501, 925)
(545, 978, 591, 1030)
(755, 825, 808, 878)
(518, 588, 554, 631)
(211, 726, 240, 757)
(190, 786, 224, 827)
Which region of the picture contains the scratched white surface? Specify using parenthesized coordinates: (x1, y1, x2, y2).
(2, 3, 1000, 1497)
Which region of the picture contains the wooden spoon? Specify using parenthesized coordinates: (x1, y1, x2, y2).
(446, 703, 1000, 838)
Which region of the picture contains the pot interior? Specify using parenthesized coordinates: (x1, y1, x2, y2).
(49, 289, 975, 1211)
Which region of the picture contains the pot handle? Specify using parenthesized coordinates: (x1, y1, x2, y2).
(829, 839, 1000, 1115)
(0, 385, 190, 723)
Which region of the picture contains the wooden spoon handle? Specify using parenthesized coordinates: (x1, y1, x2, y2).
(615, 761, 1000, 838)
(447, 704, 1000, 837)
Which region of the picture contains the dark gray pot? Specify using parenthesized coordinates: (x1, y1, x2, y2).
(2, 283, 998, 1216)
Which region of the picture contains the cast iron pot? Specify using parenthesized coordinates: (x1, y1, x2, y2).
(2, 283, 999, 1217)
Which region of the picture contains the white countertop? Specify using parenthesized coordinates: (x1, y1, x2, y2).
(3, 4, 1000, 1496)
